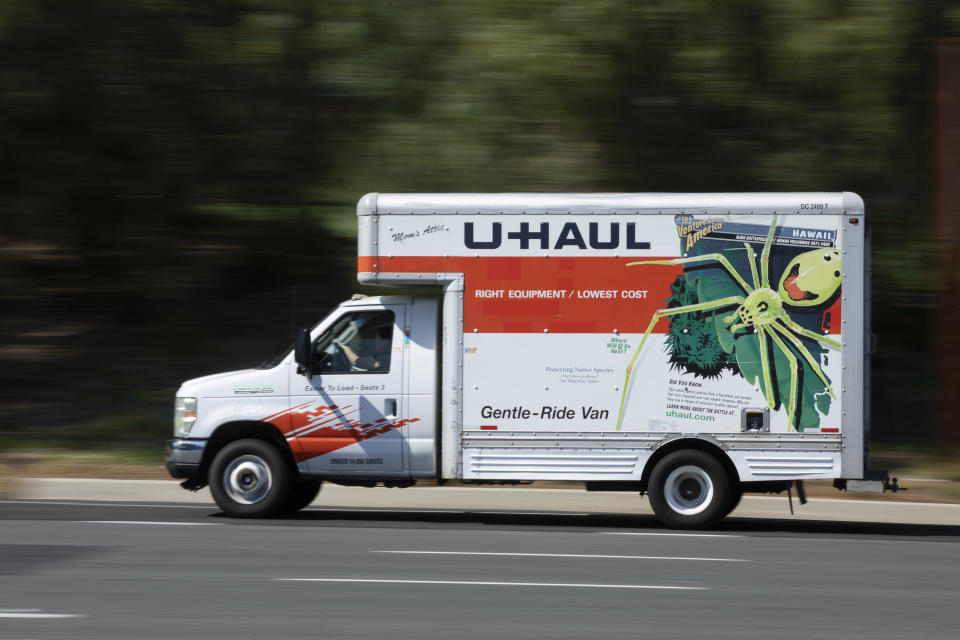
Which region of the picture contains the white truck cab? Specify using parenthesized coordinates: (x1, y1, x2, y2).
(167, 295, 439, 514)
(167, 192, 882, 528)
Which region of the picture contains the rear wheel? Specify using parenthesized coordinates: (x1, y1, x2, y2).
(648, 450, 733, 529)
(209, 439, 292, 518)
(723, 488, 743, 518)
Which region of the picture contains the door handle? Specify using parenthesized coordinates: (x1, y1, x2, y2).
(385, 398, 397, 419)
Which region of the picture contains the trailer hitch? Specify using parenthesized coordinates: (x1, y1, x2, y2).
(833, 471, 904, 493)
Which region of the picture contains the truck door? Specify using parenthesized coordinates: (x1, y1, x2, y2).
(289, 304, 407, 475)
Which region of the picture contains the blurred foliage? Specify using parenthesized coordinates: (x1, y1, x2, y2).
(1, 0, 957, 448)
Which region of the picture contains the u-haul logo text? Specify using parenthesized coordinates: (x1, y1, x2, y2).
(464, 222, 651, 251)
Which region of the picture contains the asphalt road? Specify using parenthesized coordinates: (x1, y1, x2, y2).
(2, 500, 960, 640)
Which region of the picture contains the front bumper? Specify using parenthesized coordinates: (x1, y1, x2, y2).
(165, 439, 207, 480)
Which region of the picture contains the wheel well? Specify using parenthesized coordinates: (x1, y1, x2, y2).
(199, 421, 299, 483)
(641, 438, 740, 493)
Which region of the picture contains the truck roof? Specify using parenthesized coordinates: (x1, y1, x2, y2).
(358, 192, 865, 217)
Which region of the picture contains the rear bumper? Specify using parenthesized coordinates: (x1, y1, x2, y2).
(164, 439, 206, 480)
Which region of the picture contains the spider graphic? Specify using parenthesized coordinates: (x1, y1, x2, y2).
(615, 215, 841, 432)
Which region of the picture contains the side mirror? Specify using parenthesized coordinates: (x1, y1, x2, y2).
(294, 328, 313, 376)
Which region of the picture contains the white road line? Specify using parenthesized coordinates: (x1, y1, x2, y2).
(0, 609, 41, 612)
(0, 612, 84, 619)
(372, 550, 747, 562)
(72, 521, 219, 526)
(303, 508, 591, 516)
(0, 500, 213, 509)
(305, 508, 463, 514)
(468, 511, 591, 516)
(3, 500, 486, 515)
(305, 508, 592, 516)
(275, 578, 708, 590)
(601, 532, 742, 538)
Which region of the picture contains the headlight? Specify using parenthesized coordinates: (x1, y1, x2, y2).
(173, 397, 198, 438)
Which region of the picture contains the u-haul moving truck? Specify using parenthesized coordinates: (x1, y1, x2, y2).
(166, 192, 877, 528)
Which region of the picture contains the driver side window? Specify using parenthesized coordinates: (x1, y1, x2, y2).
(313, 310, 394, 374)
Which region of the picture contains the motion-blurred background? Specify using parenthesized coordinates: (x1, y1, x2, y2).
(1, 1, 958, 472)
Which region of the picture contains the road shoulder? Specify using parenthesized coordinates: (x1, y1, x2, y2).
(8, 477, 960, 526)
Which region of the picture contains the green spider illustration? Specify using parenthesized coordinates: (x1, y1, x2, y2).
(615, 216, 841, 432)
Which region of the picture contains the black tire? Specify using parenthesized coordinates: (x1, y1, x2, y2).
(722, 488, 743, 518)
(280, 479, 322, 514)
(208, 439, 292, 518)
(648, 450, 733, 530)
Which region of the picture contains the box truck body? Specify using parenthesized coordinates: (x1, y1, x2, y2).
(166, 192, 873, 528)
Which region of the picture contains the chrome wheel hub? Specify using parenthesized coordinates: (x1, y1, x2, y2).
(663, 465, 714, 515)
(223, 455, 273, 505)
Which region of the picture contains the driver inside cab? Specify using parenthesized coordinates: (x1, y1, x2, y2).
(315, 310, 394, 374)
(339, 325, 391, 372)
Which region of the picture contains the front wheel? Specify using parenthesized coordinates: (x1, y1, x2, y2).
(209, 439, 292, 518)
(648, 450, 733, 530)
(280, 479, 322, 514)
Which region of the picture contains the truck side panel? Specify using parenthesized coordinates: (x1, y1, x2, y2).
(359, 193, 864, 483)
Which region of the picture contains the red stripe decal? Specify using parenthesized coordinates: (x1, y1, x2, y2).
(360, 255, 683, 334)
(360, 254, 842, 335)
(262, 401, 420, 463)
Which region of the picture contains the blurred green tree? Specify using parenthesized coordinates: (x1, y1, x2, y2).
(0, 0, 955, 447)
